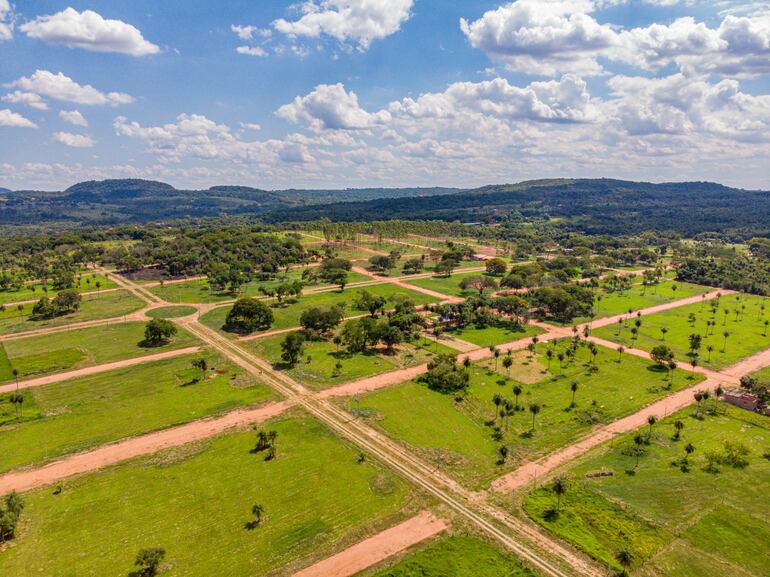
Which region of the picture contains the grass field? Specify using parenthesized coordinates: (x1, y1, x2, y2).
(0, 322, 199, 383)
(523, 404, 770, 576)
(0, 351, 274, 473)
(404, 271, 497, 298)
(593, 292, 770, 369)
(578, 280, 711, 324)
(146, 269, 371, 304)
(247, 332, 456, 390)
(445, 322, 544, 348)
(0, 273, 117, 306)
(363, 534, 538, 577)
(146, 306, 198, 319)
(0, 290, 145, 336)
(0, 417, 414, 577)
(353, 340, 703, 488)
(200, 284, 441, 336)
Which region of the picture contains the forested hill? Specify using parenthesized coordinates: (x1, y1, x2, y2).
(265, 178, 770, 237)
(0, 179, 460, 230)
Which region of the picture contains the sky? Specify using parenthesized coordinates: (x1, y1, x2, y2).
(0, 0, 768, 191)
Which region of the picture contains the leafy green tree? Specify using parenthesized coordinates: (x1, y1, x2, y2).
(280, 332, 306, 366)
(225, 298, 274, 334)
(485, 258, 508, 276)
(133, 547, 166, 576)
(144, 319, 177, 346)
(529, 402, 541, 430)
(616, 548, 634, 576)
(552, 475, 568, 512)
(421, 353, 469, 393)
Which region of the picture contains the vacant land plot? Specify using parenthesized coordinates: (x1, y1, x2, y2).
(0, 290, 145, 336)
(0, 351, 273, 473)
(363, 534, 538, 577)
(247, 332, 456, 390)
(354, 340, 702, 488)
(0, 417, 414, 577)
(200, 284, 441, 335)
(147, 270, 371, 304)
(0, 322, 199, 383)
(404, 271, 499, 298)
(524, 404, 770, 576)
(445, 323, 544, 348)
(593, 292, 770, 369)
(0, 273, 117, 306)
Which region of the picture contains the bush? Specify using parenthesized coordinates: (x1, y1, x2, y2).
(421, 353, 469, 393)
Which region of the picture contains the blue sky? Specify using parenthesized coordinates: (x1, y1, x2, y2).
(0, 0, 768, 190)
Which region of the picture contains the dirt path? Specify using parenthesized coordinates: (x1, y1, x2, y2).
(0, 346, 203, 395)
(0, 401, 291, 495)
(422, 332, 479, 353)
(352, 266, 463, 303)
(1, 287, 121, 309)
(292, 511, 447, 577)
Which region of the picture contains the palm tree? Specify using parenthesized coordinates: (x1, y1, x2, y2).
(647, 415, 657, 439)
(684, 443, 695, 461)
(12, 368, 19, 391)
(251, 503, 264, 526)
(502, 355, 513, 377)
(617, 346, 624, 362)
(706, 344, 714, 361)
(551, 475, 568, 512)
(722, 330, 731, 352)
(616, 548, 634, 576)
(492, 393, 503, 423)
(660, 326, 668, 340)
(503, 399, 514, 431)
(493, 347, 501, 370)
(570, 381, 579, 407)
(545, 348, 554, 370)
(633, 434, 646, 468)
(673, 420, 684, 440)
(512, 384, 522, 410)
(529, 402, 541, 430)
(497, 445, 509, 464)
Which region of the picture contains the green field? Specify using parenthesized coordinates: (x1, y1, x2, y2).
(247, 332, 456, 390)
(146, 306, 198, 319)
(446, 322, 544, 348)
(0, 290, 145, 335)
(0, 273, 117, 306)
(404, 271, 495, 298)
(593, 292, 770, 369)
(524, 404, 770, 576)
(0, 351, 274, 473)
(0, 417, 414, 577)
(353, 340, 703, 488)
(200, 284, 441, 335)
(0, 322, 199, 383)
(580, 280, 711, 324)
(146, 269, 371, 304)
(364, 534, 538, 577)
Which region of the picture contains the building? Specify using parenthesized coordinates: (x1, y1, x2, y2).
(722, 389, 760, 412)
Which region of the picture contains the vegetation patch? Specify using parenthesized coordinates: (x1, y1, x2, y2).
(146, 306, 198, 319)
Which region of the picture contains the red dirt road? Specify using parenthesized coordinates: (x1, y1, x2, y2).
(292, 511, 447, 577)
(0, 401, 290, 495)
(0, 346, 203, 395)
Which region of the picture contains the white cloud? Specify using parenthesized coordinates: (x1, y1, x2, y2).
(0, 108, 37, 128)
(2, 91, 48, 110)
(20, 7, 159, 56)
(53, 131, 95, 148)
(273, 0, 414, 50)
(231, 24, 271, 41)
(59, 110, 88, 127)
(460, 0, 618, 76)
(7, 70, 134, 106)
(277, 83, 391, 131)
(0, 0, 13, 41)
(236, 45, 268, 57)
(240, 122, 262, 131)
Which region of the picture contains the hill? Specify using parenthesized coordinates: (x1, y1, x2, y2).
(265, 178, 770, 237)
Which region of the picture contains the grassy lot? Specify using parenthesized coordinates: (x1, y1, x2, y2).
(353, 340, 703, 489)
(0, 322, 199, 383)
(579, 280, 711, 324)
(146, 306, 198, 319)
(593, 292, 770, 369)
(523, 404, 770, 576)
(200, 284, 441, 336)
(363, 534, 538, 577)
(0, 290, 145, 336)
(0, 273, 117, 306)
(749, 364, 770, 384)
(247, 332, 456, 391)
(404, 271, 498, 298)
(0, 351, 274, 473)
(146, 269, 371, 304)
(0, 417, 414, 577)
(445, 322, 544, 348)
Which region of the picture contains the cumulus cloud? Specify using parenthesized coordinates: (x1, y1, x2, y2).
(2, 91, 48, 110)
(462, 0, 770, 77)
(7, 70, 134, 106)
(0, 0, 13, 41)
(236, 45, 268, 57)
(53, 131, 95, 148)
(20, 7, 159, 56)
(0, 108, 37, 128)
(277, 83, 391, 131)
(273, 0, 414, 50)
(231, 24, 271, 41)
(59, 110, 88, 127)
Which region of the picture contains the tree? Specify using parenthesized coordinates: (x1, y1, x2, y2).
(144, 319, 177, 346)
(280, 332, 305, 366)
(632, 434, 646, 468)
(485, 258, 508, 276)
(300, 305, 345, 335)
(368, 255, 394, 273)
(421, 353, 469, 393)
(512, 384, 522, 409)
(552, 475, 568, 512)
(134, 547, 166, 576)
(502, 355, 513, 377)
(497, 445, 509, 464)
(673, 420, 684, 440)
(529, 402, 541, 430)
(0, 492, 24, 543)
(250, 504, 264, 527)
(615, 548, 634, 576)
(402, 258, 424, 275)
(650, 345, 674, 366)
(434, 260, 455, 277)
(617, 346, 625, 362)
(354, 290, 387, 317)
(570, 381, 579, 407)
(459, 275, 498, 296)
(647, 415, 657, 439)
(225, 298, 274, 334)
